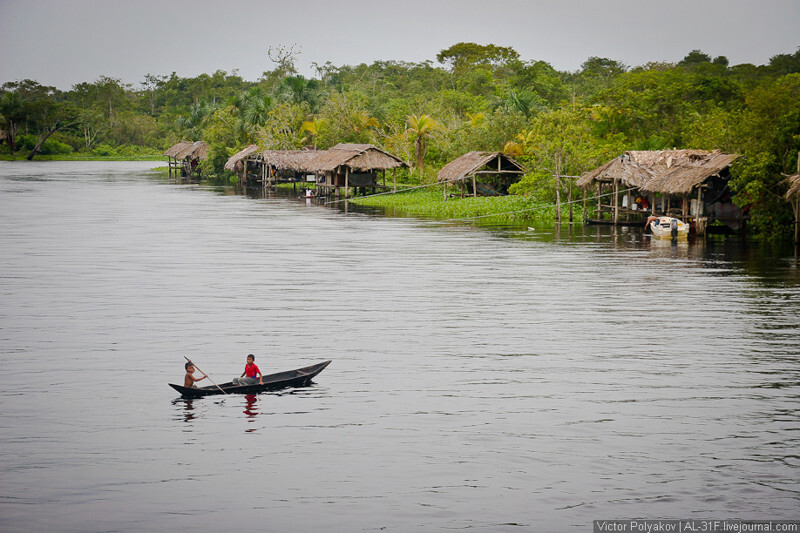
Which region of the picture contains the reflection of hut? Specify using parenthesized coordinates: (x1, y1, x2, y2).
(164, 141, 209, 179)
(437, 151, 525, 199)
(307, 144, 406, 197)
(577, 149, 739, 234)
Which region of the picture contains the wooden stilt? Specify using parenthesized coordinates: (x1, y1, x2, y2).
(596, 182, 602, 220)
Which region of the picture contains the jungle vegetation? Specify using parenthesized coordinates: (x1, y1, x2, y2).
(1, 43, 799, 238)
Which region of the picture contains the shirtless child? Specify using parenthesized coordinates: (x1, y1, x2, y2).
(184, 362, 207, 388)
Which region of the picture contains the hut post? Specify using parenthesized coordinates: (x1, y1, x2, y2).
(555, 156, 562, 224)
(596, 182, 602, 220)
(443, 180, 448, 201)
(795, 196, 799, 244)
(582, 187, 587, 222)
(568, 176, 574, 224)
(472, 174, 477, 198)
(393, 168, 397, 193)
(613, 179, 619, 225)
(345, 167, 349, 199)
(682, 194, 687, 219)
(696, 186, 704, 236)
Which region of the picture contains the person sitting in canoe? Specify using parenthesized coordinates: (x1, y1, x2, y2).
(232, 354, 264, 386)
(184, 362, 207, 388)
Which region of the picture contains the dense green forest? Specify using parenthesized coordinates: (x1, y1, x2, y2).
(2, 43, 799, 237)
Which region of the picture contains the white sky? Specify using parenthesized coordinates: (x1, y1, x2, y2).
(1, 0, 798, 90)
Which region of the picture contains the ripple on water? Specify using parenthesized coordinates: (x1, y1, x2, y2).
(0, 162, 799, 532)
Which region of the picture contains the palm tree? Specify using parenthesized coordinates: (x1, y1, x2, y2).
(466, 112, 485, 128)
(406, 114, 438, 176)
(300, 117, 326, 148)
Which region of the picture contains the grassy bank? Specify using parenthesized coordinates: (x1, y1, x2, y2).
(349, 187, 581, 223)
(0, 154, 165, 162)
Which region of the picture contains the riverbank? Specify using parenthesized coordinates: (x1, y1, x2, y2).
(348, 187, 583, 222)
(0, 154, 164, 162)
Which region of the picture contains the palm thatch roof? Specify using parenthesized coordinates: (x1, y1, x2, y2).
(639, 150, 738, 194)
(437, 151, 525, 182)
(224, 144, 259, 172)
(577, 149, 738, 194)
(306, 144, 406, 173)
(786, 173, 800, 200)
(262, 149, 320, 172)
(575, 153, 654, 188)
(165, 141, 209, 161)
(164, 141, 193, 158)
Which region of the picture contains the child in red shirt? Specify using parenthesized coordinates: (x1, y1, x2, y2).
(233, 354, 263, 386)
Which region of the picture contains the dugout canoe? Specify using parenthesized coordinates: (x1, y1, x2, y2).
(169, 360, 332, 399)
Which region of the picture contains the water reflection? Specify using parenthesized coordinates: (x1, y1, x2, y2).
(172, 398, 196, 424)
(243, 394, 258, 432)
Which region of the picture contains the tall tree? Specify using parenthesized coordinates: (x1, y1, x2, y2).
(0, 89, 26, 153)
(406, 114, 439, 176)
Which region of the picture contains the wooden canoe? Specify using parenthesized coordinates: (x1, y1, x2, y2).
(169, 360, 331, 399)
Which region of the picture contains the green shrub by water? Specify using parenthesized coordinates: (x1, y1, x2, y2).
(350, 187, 581, 223)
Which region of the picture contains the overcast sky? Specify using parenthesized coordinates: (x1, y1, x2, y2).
(1, 0, 798, 90)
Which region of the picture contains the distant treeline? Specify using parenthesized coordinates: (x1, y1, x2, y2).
(2, 43, 799, 237)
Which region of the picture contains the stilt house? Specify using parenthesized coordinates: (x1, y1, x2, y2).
(577, 149, 740, 234)
(164, 141, 209, 179)
(306, 144, 406, 197)
(436, 152, 525, 199)
(224, 144, 260, 183)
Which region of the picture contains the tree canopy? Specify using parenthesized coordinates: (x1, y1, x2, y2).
(2, 44, 799, 237)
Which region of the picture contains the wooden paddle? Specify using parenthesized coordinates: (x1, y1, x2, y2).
(184, 356, 228, 395)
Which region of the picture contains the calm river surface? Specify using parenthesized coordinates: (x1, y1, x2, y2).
(1, 161, 798, 532)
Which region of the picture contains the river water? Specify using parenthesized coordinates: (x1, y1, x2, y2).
(1, 161, 798, 532)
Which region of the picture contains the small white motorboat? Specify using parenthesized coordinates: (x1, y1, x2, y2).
(648, 216, 689, 240)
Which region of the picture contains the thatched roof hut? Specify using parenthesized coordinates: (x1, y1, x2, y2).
(224, 144, 259, 172)
(639, 150, 739, 194)
(262, 149, 320, 173)
(787, 171, 800, 244)
(577, 149, 738, 194)
(306, 143, 406, 173)
(164, 141, 193, 159)
(165, 141, 209, 179)
(785, 173, 800, 201)
(164, 141, 209, 161)
(176, 141, 209, 161)
(575, 152, 654, 189)
(437, 151, 525, 184)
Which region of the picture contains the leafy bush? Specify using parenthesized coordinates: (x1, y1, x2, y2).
(15, 134, 73, 155)
(92, 144, 117, 157)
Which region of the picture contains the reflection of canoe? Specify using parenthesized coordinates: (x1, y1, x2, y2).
(169, 360, 331, 399)
(649, 216, 689, 240)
